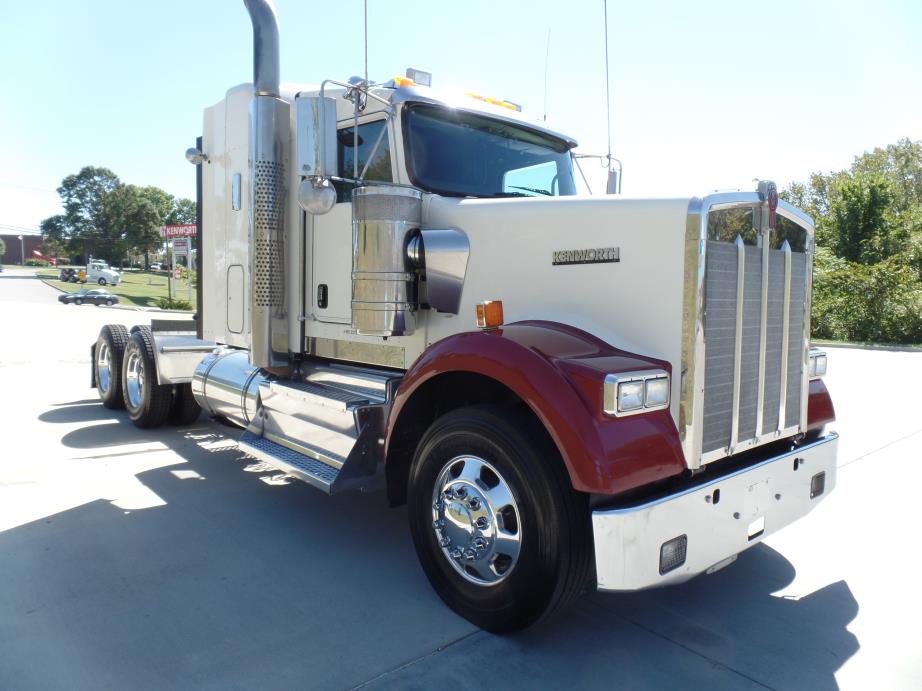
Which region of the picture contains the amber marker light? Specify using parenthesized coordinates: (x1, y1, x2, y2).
(475, 301, 504, 329)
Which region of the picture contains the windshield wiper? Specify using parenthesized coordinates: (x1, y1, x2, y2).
(485, 191, 530, 198)
(508, 185, 553, 196)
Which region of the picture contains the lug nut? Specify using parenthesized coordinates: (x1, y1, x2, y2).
(463, 549, 476, 560)
(455, 486, 467, 498)
(472, 537, 487, 550)
(468, 498, 481, 510)
(475, 517, 488, 529)
(450, 547, 463, 559)
(433, 519, 445, 529)
(439, 536, 451, 547)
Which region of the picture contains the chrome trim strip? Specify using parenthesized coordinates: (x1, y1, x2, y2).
(304, 336, 406, 369)
(800, 235, 815, 434)
(679, 198, 707, 469)
(755, 232, 770, 438)
(778, 240, 793, 430)
(159, 345, 217, 354)
(729, 235, 746, 451)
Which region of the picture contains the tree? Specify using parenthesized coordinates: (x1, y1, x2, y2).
(827, 173, 899, 265)
(167, 197, 196, 225)
(57, 167, 121, 258)
(0, 237, 5, 259)
(783, 138, 922, 344)
(39, 235, 68, 263)
(102, 185, 163, 262)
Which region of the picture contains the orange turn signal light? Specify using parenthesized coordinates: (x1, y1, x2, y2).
(475, 300, 504, 329)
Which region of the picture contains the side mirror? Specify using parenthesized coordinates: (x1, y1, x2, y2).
(606, 169, 619, 195)
(295, 95, 338, 215)
(295, 95, 337, 175)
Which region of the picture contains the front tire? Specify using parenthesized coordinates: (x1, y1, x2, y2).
(98, 277, 107, 285)
(75, 298, 83, 305)
(408, 406, 591, 633)
(122, 326, 172, 428)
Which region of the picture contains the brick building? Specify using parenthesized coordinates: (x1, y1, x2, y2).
(1, 233, 43, 264)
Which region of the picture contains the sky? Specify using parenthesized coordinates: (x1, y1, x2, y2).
(1, 0, 920, 234)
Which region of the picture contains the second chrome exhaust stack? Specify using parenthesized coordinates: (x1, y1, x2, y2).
(244, 0, 288, 368)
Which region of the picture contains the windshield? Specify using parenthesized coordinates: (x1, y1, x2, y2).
(404, 104, 577, 198)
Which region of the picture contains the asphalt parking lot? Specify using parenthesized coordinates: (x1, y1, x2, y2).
(1, 267, 920, 690)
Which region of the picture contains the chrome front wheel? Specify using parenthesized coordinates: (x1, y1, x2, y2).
(431, 456, 522, 586)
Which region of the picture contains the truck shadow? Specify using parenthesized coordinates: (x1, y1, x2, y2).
(11, 398, 859, 690)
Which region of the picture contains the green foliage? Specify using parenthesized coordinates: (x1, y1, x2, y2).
(24, 258, 50, 267)
(39, 166, 196, 264)
(784, 138, 922, 344)
(0, 237, 5, 257)
(156, 296, 193, 311)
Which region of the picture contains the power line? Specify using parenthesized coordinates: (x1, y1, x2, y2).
(0, 223, 42, 235)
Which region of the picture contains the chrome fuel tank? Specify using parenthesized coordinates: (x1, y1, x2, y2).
(191, 348, 270, 427)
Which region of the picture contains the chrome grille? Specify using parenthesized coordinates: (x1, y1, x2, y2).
(701, 239, 807, 460)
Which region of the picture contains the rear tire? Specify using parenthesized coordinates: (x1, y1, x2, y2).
(169, 383, 202, 425)
(95, 325, 129, 409)
(122, 326, 171, 428)
(98, 278, 107, 285)
(408, 405, 591, 633)
(75, 298, 83, 305)
(106, 299, 114, 306)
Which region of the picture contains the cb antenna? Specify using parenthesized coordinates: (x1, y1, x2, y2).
(542, 29, 551, 122)
(603, 0, 622, 193)
(364, 0, 368, 84)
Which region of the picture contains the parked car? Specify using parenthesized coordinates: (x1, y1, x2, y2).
(58, 289, 119, 306)
(149, 262, 163, 271)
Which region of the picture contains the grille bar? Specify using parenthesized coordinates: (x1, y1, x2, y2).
(778, 240, 792, 427)
(729, 235, 745, 450)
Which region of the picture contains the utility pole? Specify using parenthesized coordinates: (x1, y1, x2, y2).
(17, 235, 23, 265)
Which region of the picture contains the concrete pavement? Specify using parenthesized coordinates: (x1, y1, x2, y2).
(0, 267, 920, 690)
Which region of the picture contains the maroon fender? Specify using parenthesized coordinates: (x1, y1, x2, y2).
(386, 320, 688, 496)
(807, 378, 836, 432)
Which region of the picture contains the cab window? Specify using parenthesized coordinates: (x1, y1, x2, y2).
(336, 119, 392, 202)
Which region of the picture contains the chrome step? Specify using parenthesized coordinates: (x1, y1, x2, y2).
(236, 360, 402, 494)
(238, 430, 341, 492)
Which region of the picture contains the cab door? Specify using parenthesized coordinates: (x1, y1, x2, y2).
(310, 117, 395, 323)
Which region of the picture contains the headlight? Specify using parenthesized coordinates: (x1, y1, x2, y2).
(808, 348, 827, 379)
(603, 370, 670, 417)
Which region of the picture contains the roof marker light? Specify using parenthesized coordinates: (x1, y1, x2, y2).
(405, 68, 432, 87)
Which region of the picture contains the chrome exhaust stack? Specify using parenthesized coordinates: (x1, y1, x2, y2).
(244, 0, 289, 368)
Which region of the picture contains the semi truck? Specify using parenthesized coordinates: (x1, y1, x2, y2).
(90, 0, 837, 632)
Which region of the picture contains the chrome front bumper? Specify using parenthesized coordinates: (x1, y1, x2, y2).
(592, 432, 838, 591)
